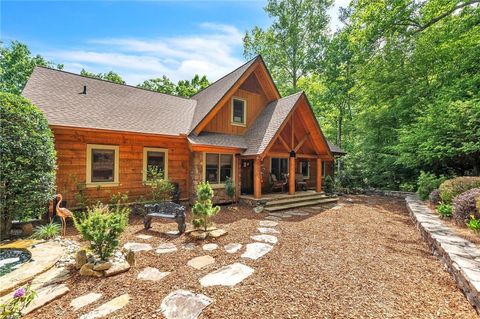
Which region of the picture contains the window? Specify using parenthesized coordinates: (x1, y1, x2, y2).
(300, 160, 310, 178)
(86, 144, 119, 186)
(205, 153, 233, 184)
(143, 148, 168, 182)
(231, 97, 246, 125)
(322, 161, 326, 177)
(271, 158, 289, 180)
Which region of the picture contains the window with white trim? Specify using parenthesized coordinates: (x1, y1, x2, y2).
(143, 148, 168, 182)
(86, 144, 119, 186)
(231, 97, 246, 125)
(205, 153, 233, 184)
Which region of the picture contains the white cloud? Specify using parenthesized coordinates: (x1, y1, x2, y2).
(44, 23, 244, 85)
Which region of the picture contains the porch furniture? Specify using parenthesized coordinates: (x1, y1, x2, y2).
(295, 173, 308, 191)
(144, 201, 186, 234)
(270, 173, 287, 192)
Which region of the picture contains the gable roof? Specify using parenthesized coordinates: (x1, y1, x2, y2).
(22, 67, 196, 136)
(327, 142, 347, 155)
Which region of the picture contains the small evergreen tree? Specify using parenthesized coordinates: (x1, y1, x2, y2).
(324, 175, 335, 195)
(225, 176, 236, 203)
(192, 182, 220, 231)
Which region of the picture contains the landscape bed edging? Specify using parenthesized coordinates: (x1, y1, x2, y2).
(406, 195, 480, 313)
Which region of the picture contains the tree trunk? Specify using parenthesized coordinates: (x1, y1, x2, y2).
(0, 210, 12, 240)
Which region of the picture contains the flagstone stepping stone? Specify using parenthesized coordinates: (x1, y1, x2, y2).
(202, 243, 218, 251)
(123, 242, 152, 252)
(70, 292, 102, 311)
(187, 256, 215, 270)
(251, 235, 278, 244)
(104, 261, 131, 277)
(31, 266, 70, 289)
(241, 243, 273, 260)
(135, 234, 153, 240)
(161, 289, 212, 319)
(287, 211, 310, 216)
(224, 243, 242, 253)
(259, 220, 278, 227)
(183, 243, 196, 250)
(209, 229, 227, 238)
(22, 283, 70, 315)
(257, 227, 279, 234)
(265, 216, 282, 221)
(199, 263, 254, 287)
(137, 267, 170, 281)
(80, 294, 130, 319)
(156, 243, 177, 254)
(164, 230, 180, 237)
(269, 213, 292, 218)
(331, 205, 342, 210)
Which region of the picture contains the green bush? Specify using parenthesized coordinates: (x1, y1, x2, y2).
(146, 169, 174, 202)
(437, 203, 453, 218)
(416, 171, 444, 200)
(31, 222, 60, 240)
(74, 204, 129, 261)
(467, 216, 480, 233)
(192, 182, 220, 231)
(225, 177, 235, 202)
(0, 93, 56, 240)
(439, 177, 480, 204)
(324, 175, 335, 194)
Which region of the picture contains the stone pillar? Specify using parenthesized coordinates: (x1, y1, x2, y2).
(289, 155, 295, 195)
(254, 157, 262, 199)
(316, 158, 322, 193)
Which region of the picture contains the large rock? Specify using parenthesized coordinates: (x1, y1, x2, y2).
(224, 243, 242, 254)
(187, 256, 215, 270)
(123, 242, 152, 252)
(241, 243, 273, 260)
(93, 262, 112, 271)
(80, 263, 103, 278)
(199, 263, 254, 287)
(104, 261, 131, 277)
(22, 284, 70, 315)
(137, 267, 170, 281)
(161, 289, 212, 319)
(190, 230, 208, 240)
(76, 249, 88, 270)
(125, 250, 135, 267)
(156, 243, 177, 254)
(31, 266, 70, 289)
(259, 220, 278, 227)
(70, 292, 102, 311)
(208, 229, 227, 238)
(80, 293, 130, 319)
(251, 235, 278, 245)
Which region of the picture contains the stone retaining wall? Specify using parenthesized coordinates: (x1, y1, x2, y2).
(406, 196, 480, 312)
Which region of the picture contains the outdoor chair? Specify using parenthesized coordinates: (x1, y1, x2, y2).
(295, 173, 308, 191)
(270, 173, 287, 192)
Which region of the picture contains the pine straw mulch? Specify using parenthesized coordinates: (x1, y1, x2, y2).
(26, 195, 477, 318)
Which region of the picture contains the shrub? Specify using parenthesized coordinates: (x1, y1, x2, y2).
(31, 222, 61, 240)
(437, 203, 453, 218)
(192, 182, 220, 231)
(429, 189, 441, 206)
(467, 216, 480, 233)
(74, 204, 129, 261)
(0, 285, 37, 319)
(146, 169, 174, 202)
(0, 93, 56, 240)
(416, 171, 444, 200)
(399, 182, 416, 192)
(324, 175, 335, 194)
(452, 188, 480, 226)
(439, 176, 480, 204)
(109, 191, 129, 207)
(225, 177, 235, 202)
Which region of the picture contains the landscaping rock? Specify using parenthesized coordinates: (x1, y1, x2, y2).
(123, 242, 152, 252)
(199, 263, 254, 287)
(137, 267, 170, 281)
(257, 227, 279, 234)
(287, 210, 310, 216)
(93, 261, 112, 271)
(80, 263, 103, 278)
(104, 261, 131, 277)
(183, 243, 196, 250)
(76, 249, 87, 270)
(80, 293, 130, 319)
(125, 250, 135, 267)
(208, 229, 227, 238)
(156, 243, 177, 254)
(253, 206, 264, 214)
(202, 243, 218, 251)
(251, 234, 278, 244)
(135, 234, 153, 240)
(160, 289, 212, 319)
(187, 255, 215, 270)
(241, 243, 273, 260)
(259, 220, 278, 227)
(224, 243, 242, 254)
(165, 230, 180, 237)
(31, 266, 70, 289)
(70, 292, 102, 311)
(265, 216, 282, 221)
(269, 212, 292, 218)
(190, 230, 208, 240)
(22, 284, 69, 315)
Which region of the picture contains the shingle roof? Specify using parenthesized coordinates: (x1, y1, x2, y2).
(188, 132, 247, 149)
(327, 142, 347, 155)
(189, 57, 258, 133)
(22, 67, 196, 136)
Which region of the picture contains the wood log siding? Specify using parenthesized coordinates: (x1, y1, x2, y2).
(52, 127, 190, 206)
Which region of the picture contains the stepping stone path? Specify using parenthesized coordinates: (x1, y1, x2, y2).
(137, 267, 170, 281)
(259, 220, 278, 227)
(31, 266, 70, 289)
(287, 210, 310, 216)
(161, 289, 212, 319)
(187, 256, 215, 270)
(80, 294, 130, 319)
(269, 212, 292, 218)
(156, 243, 177, 254)
(135, 234, 153, 240)
(251, 234, 278, 245)
(202, 243, 218, 251)
(22, 283, 70, 315)
(257, 227, 279, 234)
(199, 263, 254, 287)
(242, 243, 273, 260)
(265, 216, 282, 221)
(123, 242, 152, 252)
(165, 230, 180, 237)
(70, 293, 102, 311)
(183, 243, 196, 250)
(224, 243, 242, 254)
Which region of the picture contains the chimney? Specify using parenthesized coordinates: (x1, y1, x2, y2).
(82, 85, 87, 95)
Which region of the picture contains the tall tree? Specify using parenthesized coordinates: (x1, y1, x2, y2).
(80, 69, 125, 84)
(137, 74, 209, 98)
(243, 0, 332, 94)
(0, 41, 63, 94)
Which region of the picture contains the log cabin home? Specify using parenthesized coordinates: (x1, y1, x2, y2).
(22, 56, 345, 210)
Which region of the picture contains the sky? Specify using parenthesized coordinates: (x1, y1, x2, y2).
(1, 0, 349, 85)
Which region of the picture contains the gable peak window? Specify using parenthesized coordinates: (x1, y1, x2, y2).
(231, 97, 246, 126)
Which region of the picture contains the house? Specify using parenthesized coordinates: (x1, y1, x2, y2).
(22, 56, 345, 207)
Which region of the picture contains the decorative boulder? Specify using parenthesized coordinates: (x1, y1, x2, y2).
(190, 230, 208, 240)
(253, 206, 264, 214)
(208, 229, 227, 238)
(93, 262, 112, 271)
(79, 263, 102, 278)
(76, 249, 88, 270)
(125, 250, 135, 267)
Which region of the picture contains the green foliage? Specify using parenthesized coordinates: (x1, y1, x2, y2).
(137, 74, 209, 97)
(80, 69, 125, 84)
(439, 177, 480, 204)
(324, 175, 335, 194)
(467, 215, 480, 233)
(417, 171, 445, 200)
(0, 41, 63, 94)
(0, 285, 37, 319)
(70, 175, 90, 211)
(146, 169, 174, 202)
(437, 203, 453, 218)
(225, 177, 235, 201)
(31, 222, 61, 240)
(0, 93, 56, 240)
(192, 182, 220, 231)
(73, 204, 129, 261)
(109, 191, 129, 207)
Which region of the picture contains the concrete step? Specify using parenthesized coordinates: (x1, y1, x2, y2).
(264, 197, 338, 212)
(265, 193, 329, 206)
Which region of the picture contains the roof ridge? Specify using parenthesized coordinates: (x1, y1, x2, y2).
(33, 66, 194, 101)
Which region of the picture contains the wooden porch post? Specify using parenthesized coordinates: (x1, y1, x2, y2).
(316, 158, 322, 192)
(289, 155, 296, 195)
(254, 157, 262, 199)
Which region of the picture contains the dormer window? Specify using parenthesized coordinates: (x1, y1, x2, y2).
(231, 97, 246, 126)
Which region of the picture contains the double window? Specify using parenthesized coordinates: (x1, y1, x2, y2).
(205, 153, 233, 184)
(231, 97, 246, 126)
(86, 144, 119, 186)
(271, 157, 289, 180)
(143, 148, 168, 182)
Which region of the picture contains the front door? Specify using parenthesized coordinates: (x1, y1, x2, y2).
(241, 159, 254, 194)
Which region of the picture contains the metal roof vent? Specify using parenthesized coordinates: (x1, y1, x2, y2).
(82, 85, 87, 95)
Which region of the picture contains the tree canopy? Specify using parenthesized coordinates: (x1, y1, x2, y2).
(80, 69, 125, 84)
(137, 74, 209, 97)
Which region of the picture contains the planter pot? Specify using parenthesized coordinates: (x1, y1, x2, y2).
(20, 222, 34, 236)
